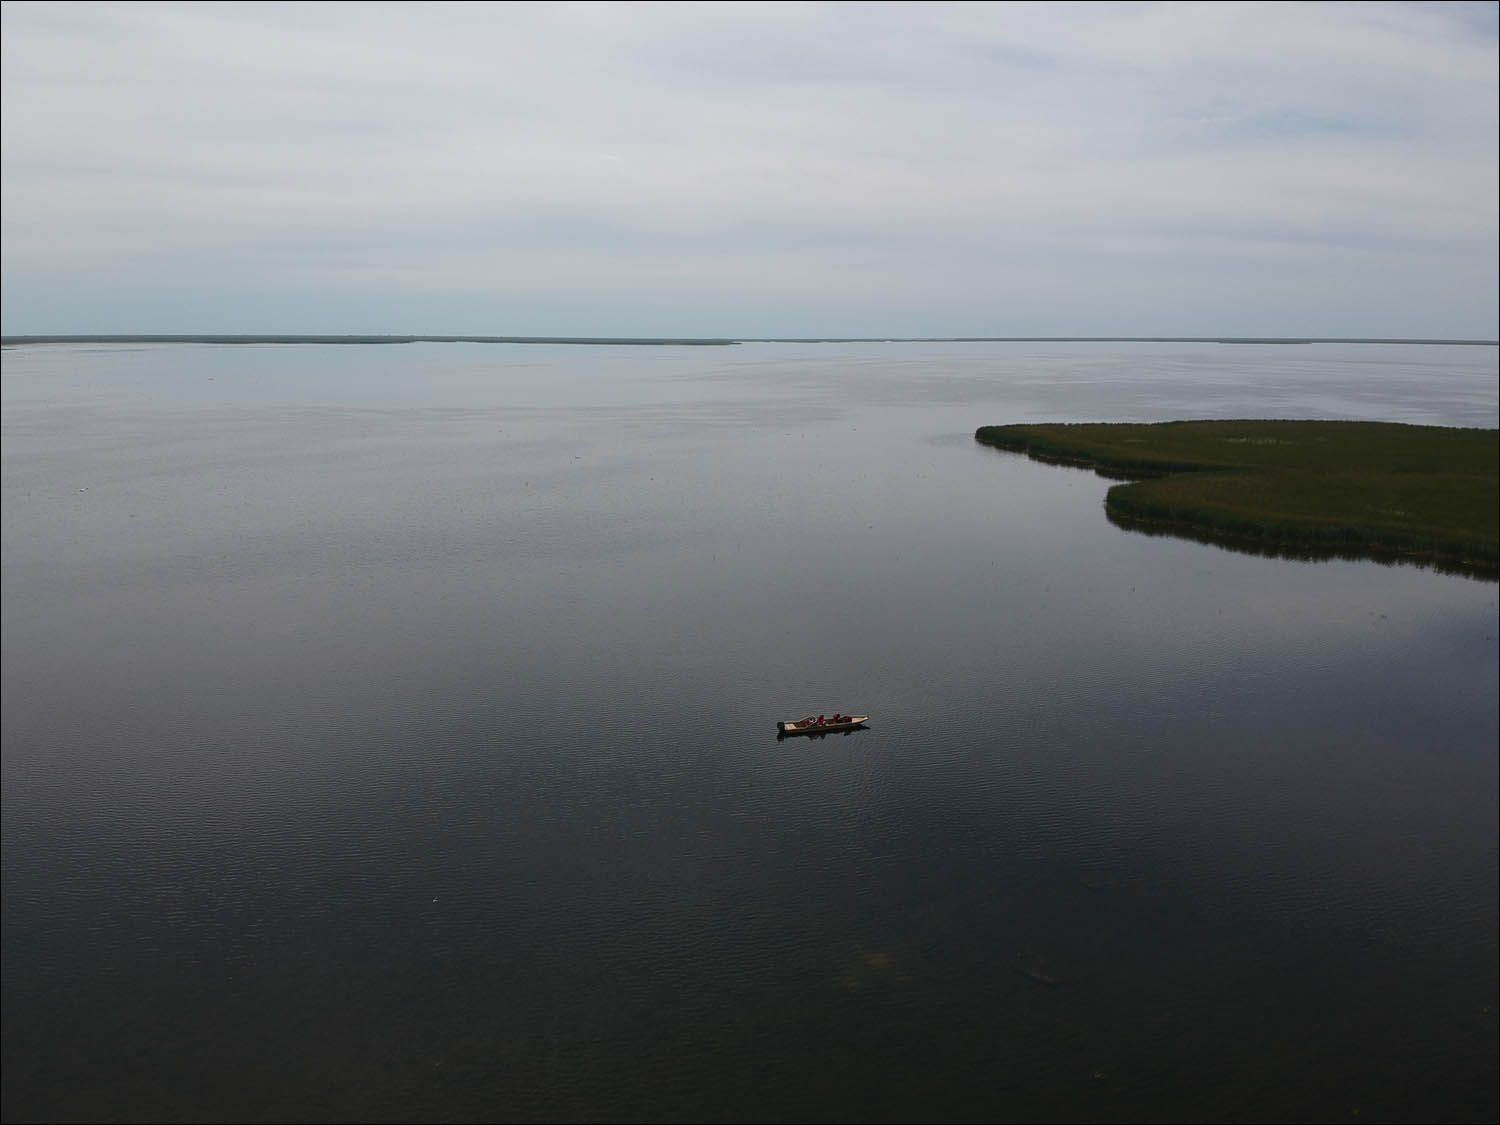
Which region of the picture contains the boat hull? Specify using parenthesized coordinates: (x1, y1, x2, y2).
(777, 716, 869, 735)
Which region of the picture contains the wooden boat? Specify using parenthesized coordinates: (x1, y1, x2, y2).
(777, 715, 869, 735)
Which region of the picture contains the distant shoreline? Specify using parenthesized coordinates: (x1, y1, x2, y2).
(0, 334, 741, 347)
(3, 334, 1497, 347)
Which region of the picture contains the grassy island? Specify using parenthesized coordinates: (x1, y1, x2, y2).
(975, 420, 1498, 578)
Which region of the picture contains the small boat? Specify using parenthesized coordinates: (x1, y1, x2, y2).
(777, 715, 869, 735)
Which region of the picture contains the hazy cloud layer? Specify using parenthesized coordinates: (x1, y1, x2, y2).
(3, 1, 1496, 336)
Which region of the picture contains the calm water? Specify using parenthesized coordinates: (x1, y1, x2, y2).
(3, 341, 1497, 1123)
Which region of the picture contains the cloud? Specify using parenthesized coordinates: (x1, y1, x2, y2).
(2, 1, 1496, 335)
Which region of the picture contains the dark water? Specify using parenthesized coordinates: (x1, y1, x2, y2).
(3, 341, 1497, 1123)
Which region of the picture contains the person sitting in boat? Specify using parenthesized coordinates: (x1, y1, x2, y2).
(817, 714, 825, 725)
(831, 713, 843, 723)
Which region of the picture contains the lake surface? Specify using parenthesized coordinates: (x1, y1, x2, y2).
(3, 340, 1497, 1123)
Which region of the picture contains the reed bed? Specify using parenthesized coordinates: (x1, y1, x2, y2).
(976, 420, 1498, 577)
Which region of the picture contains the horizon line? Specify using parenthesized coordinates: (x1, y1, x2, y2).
(4, 333, 1498, 347)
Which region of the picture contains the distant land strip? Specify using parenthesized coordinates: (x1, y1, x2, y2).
(976, 420, 1499, 580)
(0, 334, 739, 346)
(3, 335, 1497, 347)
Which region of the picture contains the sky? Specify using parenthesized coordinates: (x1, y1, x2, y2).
(2, 0, 1497, 338)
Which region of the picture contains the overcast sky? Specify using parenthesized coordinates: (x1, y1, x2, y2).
(2, 1, 1496, 338)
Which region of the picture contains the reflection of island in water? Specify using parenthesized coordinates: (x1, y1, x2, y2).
(977, 420, 1499, 582)
(1104, 508, 1495, 580)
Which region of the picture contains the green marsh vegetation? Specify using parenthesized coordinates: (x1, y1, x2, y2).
(975, 420, 1499, 579)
